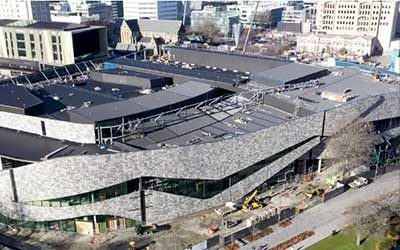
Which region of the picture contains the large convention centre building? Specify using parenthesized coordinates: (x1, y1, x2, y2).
(0, 47, 399, 232)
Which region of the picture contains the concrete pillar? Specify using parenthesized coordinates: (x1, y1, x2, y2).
(0, 157, 3, 170)
(317, 159, 322, 173)
(139, 177, 146, 225)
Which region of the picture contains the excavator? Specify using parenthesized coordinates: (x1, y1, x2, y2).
(242, 190, 263, 211)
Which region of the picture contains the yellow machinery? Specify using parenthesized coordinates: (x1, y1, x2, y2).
(242, 190, 262, 211)
(129, 240, 135, 250)
(160, 54, 169, 62)
(304, 185, 324, 199)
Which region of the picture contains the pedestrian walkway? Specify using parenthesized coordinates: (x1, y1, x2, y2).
(243, 171, 400, 250)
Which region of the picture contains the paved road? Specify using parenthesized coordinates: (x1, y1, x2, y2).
(243, 170, 400, 250)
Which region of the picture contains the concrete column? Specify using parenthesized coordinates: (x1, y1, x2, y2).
(317, 159, 322, 173)
(139, 177, 146, 225)
(91, 192, 97, 233)
(9, 169, 18, 202)
(0, 157, 3, 170)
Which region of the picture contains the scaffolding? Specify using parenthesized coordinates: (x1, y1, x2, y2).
(94, 80, 321, 144)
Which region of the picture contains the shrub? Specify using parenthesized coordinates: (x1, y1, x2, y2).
(375, 238, 395, 250)
(385, 229, 400, 241)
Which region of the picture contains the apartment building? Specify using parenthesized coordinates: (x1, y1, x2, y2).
(297, 33, 380, 56)
(0, 0, 50, 21)
(123, 0, 178, 20)
(316, 0, 400, 51)
(0, 19, 107, 67)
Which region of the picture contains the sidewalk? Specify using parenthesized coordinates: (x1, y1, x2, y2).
(243, 170, 400, 250)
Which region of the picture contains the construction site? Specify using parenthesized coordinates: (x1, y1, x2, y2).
(0, 46, 399, 249)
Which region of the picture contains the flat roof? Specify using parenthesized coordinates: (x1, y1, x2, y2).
(68, 81, 217, 123)
(110, 58, 245, 85)
(0, 127, 105, 162)
(0, 84, 43, 110)
(253, 63, 329, 86)
(98, 68, 163, 80)
(165, 46, 290, 73)
(0, 19, 89, 31)
(278, 68, 400, 112)
(30, 84, 119, 114)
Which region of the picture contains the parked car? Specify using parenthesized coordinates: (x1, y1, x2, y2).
(348, 177, 369, 188)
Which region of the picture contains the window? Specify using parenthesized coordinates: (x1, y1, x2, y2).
(16, 33, 24, 40)
(17, 41, 25, 49)
(29, 34, 34, 41)
(52, 35, 57, 43)
(18, 50, 26, 57)
(41, 121, 46, 136)
(53, 53, 58, 60)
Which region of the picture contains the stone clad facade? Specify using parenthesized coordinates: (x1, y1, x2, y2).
(0, 92, 399, 224)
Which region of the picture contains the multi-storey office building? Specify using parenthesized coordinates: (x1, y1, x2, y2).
(238, 0, 288, 27)
(123, 0, 178, 20)
(0, 0, 51, 22)
(316, 0, 400, 51)
(0, 20, 108, 67)
(0, 47, 399, 233)
(102, 0, 124, 19)
(73, 2, 113, 23)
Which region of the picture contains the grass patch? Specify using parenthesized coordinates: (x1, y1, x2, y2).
(307, 227, 385, 250)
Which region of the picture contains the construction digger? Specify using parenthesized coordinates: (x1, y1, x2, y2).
(304, 185, 324, 199)
(242, 190, 263, 211)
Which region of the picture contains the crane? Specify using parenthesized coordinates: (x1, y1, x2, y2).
(242, 0, 260, 54)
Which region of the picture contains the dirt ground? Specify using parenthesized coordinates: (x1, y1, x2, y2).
(0, 176, 328, 250)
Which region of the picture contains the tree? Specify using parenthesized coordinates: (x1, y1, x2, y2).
(192, 21, 221, 42)
(339, 47, 348, 56)
(324, 120, 375, 178)
(347, 201, 380, 246)
(347, 192, 400, 246)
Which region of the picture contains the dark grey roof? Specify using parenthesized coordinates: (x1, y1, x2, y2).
(99, 68, 161, 80)
(0, 19, 18, 26)
(138, 37, 153, 43)
(165, 46, 290, 73)
(26, 22, 89, 31)
(111, 58, 243, 84)
(67, 81, 216, 123)
(0, 84, 43, 109)
(30, 84, 119, 115)
(253, 63, 329, 86)
(0, 19, 89, 31)
(124, 19, 139, 32)
(0, 127, 105, 162)
(277, 22, 302, 33)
